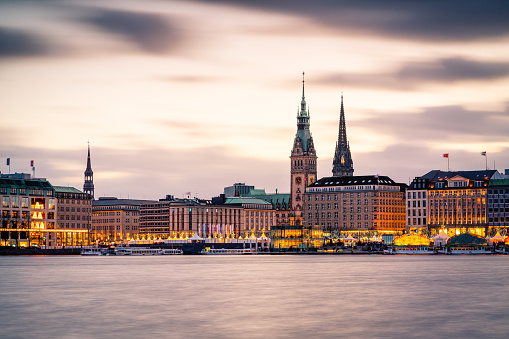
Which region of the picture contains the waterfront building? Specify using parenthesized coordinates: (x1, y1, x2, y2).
(242, 189, 291, 226)
(332, 94, 354, 177)
(83, 143, 94, 200)
(303, 175, 407, 237)
(405, 177, 430, 234)
(54, 186, 92, 246)
(92, 197, 155, 243)
(487, 178, 509, 233)
(421, 170, 502, 237)
(290, 74, 317, 225)
(139, 196, 275, 239)
(0, 175, 59, 247)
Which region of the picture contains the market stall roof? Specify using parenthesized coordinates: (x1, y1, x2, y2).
(433, 232, 450, 240)
(448, 233, 487, 246)
(393, 234, 431, 246)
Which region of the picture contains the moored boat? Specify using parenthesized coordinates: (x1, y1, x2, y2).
(161, 248, 183, 255)
(391, 246, 434, 254)
(81, 248, 111, 256)
(201, 248, 255, 255)
(115, 247, 163, 256)
(440, 246, 490, 255)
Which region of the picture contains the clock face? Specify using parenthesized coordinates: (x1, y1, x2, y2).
(309, 176, 315, 184)
(295, 176, 302, 184)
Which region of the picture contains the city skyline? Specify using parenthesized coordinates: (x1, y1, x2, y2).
(1, 0, 509, 200)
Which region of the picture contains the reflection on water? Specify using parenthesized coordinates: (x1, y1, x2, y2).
(0, 255, 508, 338)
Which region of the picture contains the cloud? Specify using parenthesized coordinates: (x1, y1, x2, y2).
(83, 8, 179, 54)
(0, 27, 53, 57)
(345, 105, 509, 147)
(201, 0, 509, 41)
(316, 58, 509, 91)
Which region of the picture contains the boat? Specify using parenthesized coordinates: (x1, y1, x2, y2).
(494, 247, 509, 254)
(439, 246, 491, 255)
(389, 246, 434, 254)
(80, 248, 111, 256)
(161, 248, 183, 255)
(115, 247, 163, 256)
(383, 248, 394, 255)
(200, 248, 255, 255)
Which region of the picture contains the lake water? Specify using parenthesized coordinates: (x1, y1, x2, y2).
(1, 255, 508, 338)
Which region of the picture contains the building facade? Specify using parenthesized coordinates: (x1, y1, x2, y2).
(290, 74, 317, 225)
(54, 186, 92, 246)
(139, 196, 275, 239)
(332, 94, 354, 177)
(303, 175, 406, 236)
(487, 179, 509, 233)
(92, 197, 154, 243)
(405, 177, 429, 234)
(418, 170, 501, 237)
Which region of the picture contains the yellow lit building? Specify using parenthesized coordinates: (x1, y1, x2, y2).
(413, 170, 503, 237)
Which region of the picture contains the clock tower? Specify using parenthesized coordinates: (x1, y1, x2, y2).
(290, 73, 317, 225)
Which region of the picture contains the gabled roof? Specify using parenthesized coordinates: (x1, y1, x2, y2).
(420, 170, 497, 181)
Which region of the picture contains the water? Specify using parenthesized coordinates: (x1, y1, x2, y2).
(1, 255, 508, 339)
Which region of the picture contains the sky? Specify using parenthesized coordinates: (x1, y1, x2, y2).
(1, 0, 509, 200)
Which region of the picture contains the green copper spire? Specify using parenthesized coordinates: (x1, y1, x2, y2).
(292, 72, 314, 154)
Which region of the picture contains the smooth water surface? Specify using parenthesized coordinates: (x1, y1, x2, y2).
(1, 255, 508, 338)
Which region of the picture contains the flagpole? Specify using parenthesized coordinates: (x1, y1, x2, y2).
(448, 157, 450, 172)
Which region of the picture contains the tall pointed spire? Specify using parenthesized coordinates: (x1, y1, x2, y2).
(332, 93, 354, 176)
(83, 142, 95, 199)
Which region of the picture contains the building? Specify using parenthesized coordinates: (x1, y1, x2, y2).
(332, 94, 354, 177)
(139, 196, 275, 239)
(487, 177, 509, 234)
(83, 143, 94, 199)
(224, 183, 254, 197)
(54, 186, 92, 246)
(405, 177, 430, 234)
(419, 170, 502, 237)
(92, 197, 155, 243)
(0, 176, 58, 247)
(303, 175, 407, 236)
(241, 189, 291, 226)
(290, 73, 317, 225)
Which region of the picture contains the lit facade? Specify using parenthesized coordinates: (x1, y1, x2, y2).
(303, 175, 407, 236)
(54, 186, 92, 246)
(0, 175, 60, 247)
(139, 197, 275, 239)
(418, 170, 502, 237)
(92, 197, 154, 243)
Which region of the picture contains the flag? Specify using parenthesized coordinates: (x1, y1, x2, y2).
(481, 151, 486, 156)
(30, 160, 34, 167)
(443, 154, 449, 158)
(6, 158, 10, 166)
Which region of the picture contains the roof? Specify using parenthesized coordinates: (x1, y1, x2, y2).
(308, 175, 402, 187)
(0, 177, 53, 190)
(93, 198, 157, 207)
(224, 197, 272, 206)
(242, 192, 291, 210)
(420, 170, 497, 181)
(53, 186, 85, 194)
(488, 179, 509, 187)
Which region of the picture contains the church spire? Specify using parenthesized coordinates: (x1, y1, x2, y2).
(83, 142, 95, 199)
(332, 93, 354, 176)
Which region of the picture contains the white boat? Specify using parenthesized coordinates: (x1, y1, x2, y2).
(81, 248, 110, 256)
(201, 248, 255, 255)
(115, 247, 163, 256)
(161, 248, 183, 255)
(440, 246, 491, 255)
(383, 249, 394, 255)
(391, 246, 434, 255)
